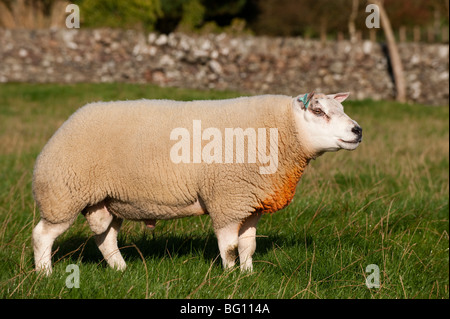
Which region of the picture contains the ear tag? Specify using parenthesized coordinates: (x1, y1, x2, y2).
(298, 94, 310, 109)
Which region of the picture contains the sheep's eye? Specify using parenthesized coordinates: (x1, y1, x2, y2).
(312, 108, 325, 116)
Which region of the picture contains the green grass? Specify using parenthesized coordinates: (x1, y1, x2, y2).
(0, 83, 448, 299)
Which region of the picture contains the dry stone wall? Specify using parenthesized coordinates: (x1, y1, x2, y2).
(0, 28, 448, 105)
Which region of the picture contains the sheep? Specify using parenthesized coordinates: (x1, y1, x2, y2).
(32, 92, 362, 275)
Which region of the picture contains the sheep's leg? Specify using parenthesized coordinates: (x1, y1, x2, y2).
(214, 222, 240, 269)
(85, 203, 126, 271)
(94, 216, 125, 270)
(33, 218, 73, 275)
(238, 213, 262, 272)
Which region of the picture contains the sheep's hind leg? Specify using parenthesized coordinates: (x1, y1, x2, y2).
(33, 218, 73, 275)
(85, 203, 126, 271)
(94, 216, 125, 270)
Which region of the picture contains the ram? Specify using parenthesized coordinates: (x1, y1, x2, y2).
(32, 92, 362, 275)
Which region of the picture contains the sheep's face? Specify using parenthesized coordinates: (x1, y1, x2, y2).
(293, 92, 362, 155)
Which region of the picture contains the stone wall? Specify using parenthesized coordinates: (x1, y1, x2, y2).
(0, 28, 448, 105)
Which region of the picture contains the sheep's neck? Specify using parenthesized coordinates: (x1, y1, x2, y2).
(256, 114, 312, 214)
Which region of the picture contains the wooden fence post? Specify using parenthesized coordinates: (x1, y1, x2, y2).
(399, 26, 406, 42)
(427, 27, 435, 43)
(369, 28, 377, 42)
(413, 26, 421, 42)
(442, 26, 449, 43)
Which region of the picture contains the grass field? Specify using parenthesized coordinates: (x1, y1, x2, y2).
(0, 83, 448, 299)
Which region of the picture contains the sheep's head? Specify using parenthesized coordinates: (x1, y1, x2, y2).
(293, 92, 362, 155)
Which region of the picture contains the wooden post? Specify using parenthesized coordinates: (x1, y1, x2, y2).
(442, 26, 449, 43)
(399, 26, 406, 42)
(356, 30, 362, 42)
(413, 26, 421, 42)
(348, 0, 359, 43)
(320, 17, 327, 44)
(370, 0, 406, 103)
(369, 28, 377, 42)
(427, 27, 435, 43)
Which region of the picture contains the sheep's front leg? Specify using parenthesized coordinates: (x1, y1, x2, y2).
(214, 223, 240, 269)
(238, 213, 262, 272)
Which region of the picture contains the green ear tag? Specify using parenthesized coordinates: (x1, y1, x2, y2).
(299, 94, 310, 109)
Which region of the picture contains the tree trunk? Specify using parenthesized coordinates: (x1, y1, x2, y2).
(370, 0, 406, 103)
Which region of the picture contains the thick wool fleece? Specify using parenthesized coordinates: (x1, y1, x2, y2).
(32, 95, 313, 229)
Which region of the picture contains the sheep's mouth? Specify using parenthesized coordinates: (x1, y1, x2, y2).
(338, 138, 361, 150)
(338, 138, 360, 144)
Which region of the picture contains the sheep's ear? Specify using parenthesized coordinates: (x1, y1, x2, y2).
(327, 92, 350, 103)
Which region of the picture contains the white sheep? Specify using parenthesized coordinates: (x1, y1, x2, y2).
(32, 92, 362, 275)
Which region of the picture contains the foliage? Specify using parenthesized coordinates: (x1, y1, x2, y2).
(177, 0, 205, 32)
(73, 0, 162, 30)
(0, 0, 448, 37)
(157, 0, 250, 34)
(247, 0, 449, 37)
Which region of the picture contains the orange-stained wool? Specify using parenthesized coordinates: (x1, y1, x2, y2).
(256, 165, 305, 214)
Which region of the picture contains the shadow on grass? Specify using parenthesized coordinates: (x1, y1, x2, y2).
(53, 231, 311, 268)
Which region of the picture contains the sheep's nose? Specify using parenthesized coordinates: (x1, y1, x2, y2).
(352, 125, 363, 140)
(352, 125, 362, 135)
